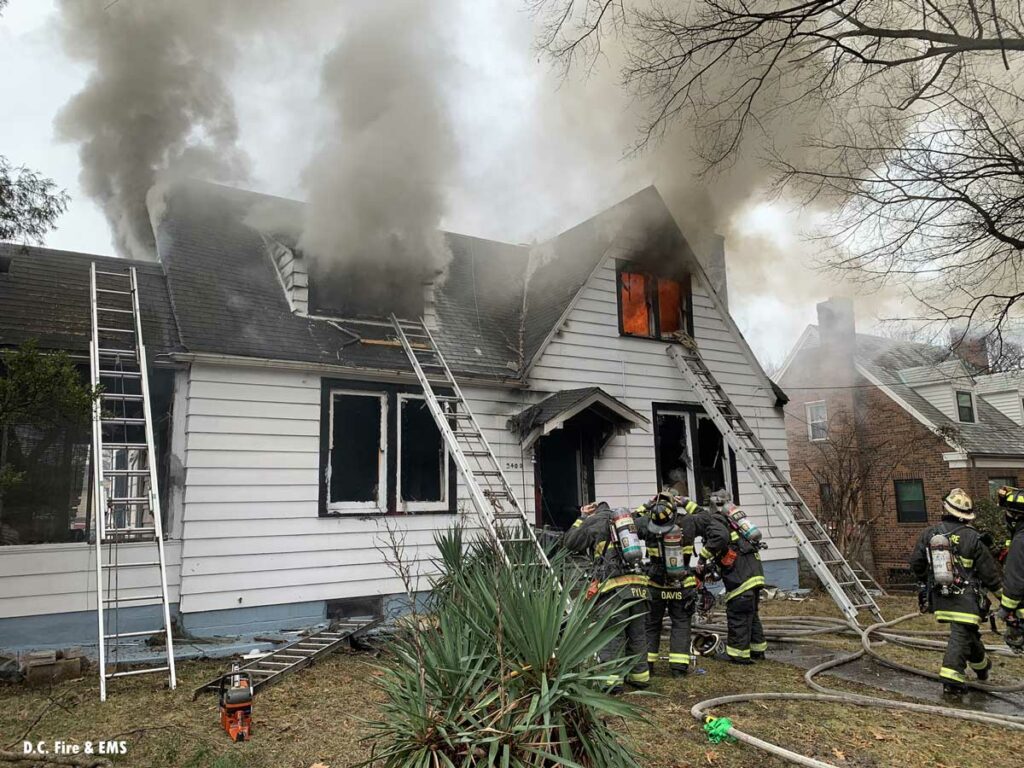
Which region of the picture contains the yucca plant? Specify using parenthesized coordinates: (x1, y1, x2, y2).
(362, 526, 645, 767)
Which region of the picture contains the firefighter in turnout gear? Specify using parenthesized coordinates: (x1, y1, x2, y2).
(636, 492, 699, 676)
(996, 486, 1024, 653)
(694, 493, 767, 664)
(909, 488, 1003, 695)
(563, 502, 650, 690)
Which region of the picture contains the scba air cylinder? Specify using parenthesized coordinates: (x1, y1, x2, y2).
(611, 509, 643, 565)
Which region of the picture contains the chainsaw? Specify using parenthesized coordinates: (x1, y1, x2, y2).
(217, 669, 253, 742)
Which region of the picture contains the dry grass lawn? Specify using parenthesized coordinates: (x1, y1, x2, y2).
(1, 595, 1021, 768)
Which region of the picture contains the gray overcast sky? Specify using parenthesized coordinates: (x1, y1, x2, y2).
(0, 0, 891, 365)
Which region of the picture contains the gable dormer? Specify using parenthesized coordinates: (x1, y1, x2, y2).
(263, 234, 308, 315)
(976, 372, 1024, 425)
(898, 359, 977, 423)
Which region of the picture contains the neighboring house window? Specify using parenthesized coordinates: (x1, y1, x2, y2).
(806, 401, 828, 441)
(398, 395, 449, 512)
(320, 382, 455, 516)
(989, 477, 1017, 499)
(326, 390, 387, 513)
(956, 390, 975, 423)
(617, 267, 688, 339)
(894, 479, 927, 523)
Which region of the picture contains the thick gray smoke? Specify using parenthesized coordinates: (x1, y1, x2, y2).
(299, 0, 455, 288)
(54, 1, 255, 261)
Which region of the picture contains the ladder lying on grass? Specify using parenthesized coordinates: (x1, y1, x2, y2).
(389, 315, 556, 580)
(192, 618, 382, 699)
(666, 333, 883, 624)
(89, 263, 176, 701)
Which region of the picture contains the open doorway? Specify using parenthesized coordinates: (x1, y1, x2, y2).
(653, 404, 737, 506)
(534, 420, 597, 531)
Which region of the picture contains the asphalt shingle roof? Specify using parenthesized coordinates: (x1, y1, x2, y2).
(0, 242, 181, 357)
(1, 182, 784, 401)
(798, 327, 1024, 456)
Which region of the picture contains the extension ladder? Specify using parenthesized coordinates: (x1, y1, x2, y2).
(89, 263, 176, 700)
(390, 315, 556, 579)
(666, 334, 883, 624)
(192, 618, 382, 699)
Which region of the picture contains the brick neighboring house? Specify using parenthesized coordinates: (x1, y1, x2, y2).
(779, 298, 1024, 586)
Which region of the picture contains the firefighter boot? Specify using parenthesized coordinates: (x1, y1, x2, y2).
(973, 658, 992, 681)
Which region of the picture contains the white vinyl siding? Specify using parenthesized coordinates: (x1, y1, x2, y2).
(911, 383, 956, 421)
(0, 540, 182, 619)
(528, 262, 796, 563)
(178, 364, 487, 615)
(977, 389, 1024, 425)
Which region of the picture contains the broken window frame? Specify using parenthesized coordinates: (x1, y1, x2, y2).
(615, 265, 692, 340)
(326, 389, 388, 514)
(651, 402, 739, 506)
(396, 393, 449, 513)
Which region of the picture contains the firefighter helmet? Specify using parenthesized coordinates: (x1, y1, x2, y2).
(646, 491, 677, 533)
(997, 485, 1024, 519)
(942, 488, 975, 521)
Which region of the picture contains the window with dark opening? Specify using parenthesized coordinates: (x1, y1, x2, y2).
(956, 391, 975, 423)
(399, 396, 447, 510)
(329, 391, 385, 511)
(652, 404, 738, 506)
(894, 479, 927, 523)
(617, 268, 687, 339)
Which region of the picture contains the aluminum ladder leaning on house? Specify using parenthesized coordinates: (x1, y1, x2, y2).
(89, 263, 176, 701)
(389, 314, 557, 584)
(666, 332, 883, 625)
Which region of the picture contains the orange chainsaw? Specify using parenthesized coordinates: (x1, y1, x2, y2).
(217, 670, 253, 742)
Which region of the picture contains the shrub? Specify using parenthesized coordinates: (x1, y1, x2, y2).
(363, 528, 645, 767)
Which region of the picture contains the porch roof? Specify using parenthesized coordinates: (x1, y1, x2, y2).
(507, 387, 649, 450)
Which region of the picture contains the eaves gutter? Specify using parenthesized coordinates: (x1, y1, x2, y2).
(167, 351, 529, 390)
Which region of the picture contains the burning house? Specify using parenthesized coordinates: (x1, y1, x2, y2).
(0, 181, 792, 648)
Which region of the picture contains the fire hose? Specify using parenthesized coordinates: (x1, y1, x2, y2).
(688, 612, 1024, 768)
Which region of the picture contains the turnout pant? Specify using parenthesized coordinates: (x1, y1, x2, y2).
(596, 586, 650, 687)
(940, 620, 989, 684)
(725, 588, 766, 660)
(646, 585, 695, 671)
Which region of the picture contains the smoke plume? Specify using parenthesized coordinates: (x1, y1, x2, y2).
(299, 0, 455, 305)
(54, 0, 254, 261)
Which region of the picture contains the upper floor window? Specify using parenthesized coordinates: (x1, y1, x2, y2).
(956, 390, 975, 423)
(617, 267, 688, 339)
(806, 401, 828, 441)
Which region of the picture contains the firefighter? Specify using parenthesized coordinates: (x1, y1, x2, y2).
(996, 486, 1024, 653)
(637, 492, 698, 676)
(563, 501, 650, 691)
(909, 488, 1002, 695)
(693, 495, 767, 664)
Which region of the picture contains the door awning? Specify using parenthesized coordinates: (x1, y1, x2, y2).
(507, 387, 649, 452)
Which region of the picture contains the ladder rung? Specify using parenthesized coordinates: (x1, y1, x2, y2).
(256, 661, 293, 667)
(102, 561, 159, 569)
(97, 348, 137, 356)
(97, 307, 134, 314)
(454, 431, 482, 438)
(98, 327, 135, 334)
(105, 499, 150, 504)
(96, 288, 132, 296)
(106, 665, 169, 679)
(103, 593, 163, 603)
(101, 393, 145, 401)
(99, 370, 142, 378)
(102, 417, 147, 424)
(103, 442, 148, 449)
(104, 469, 150, 476)
(95, 269, 132, 278)
(104, 629, 162, 639)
